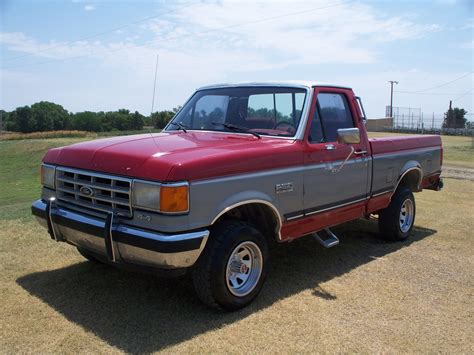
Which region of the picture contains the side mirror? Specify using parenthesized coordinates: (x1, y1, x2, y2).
(337, 128, 360, 144)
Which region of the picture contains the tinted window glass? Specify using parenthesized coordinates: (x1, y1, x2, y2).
(247, 94, 275, 125)
(178, 95, 229, 129)
(308, 108, 324, 143)
(168, 87, 307, 137)
(317, 93, 354, 142)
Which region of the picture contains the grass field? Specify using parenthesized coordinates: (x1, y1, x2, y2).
(0, 134, 473, 353)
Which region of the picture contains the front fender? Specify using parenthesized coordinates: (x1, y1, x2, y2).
(210, 190, 281, 225)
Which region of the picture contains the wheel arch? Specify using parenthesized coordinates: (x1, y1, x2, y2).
(393, 161, 423, 196)
(211, 196, 282, 242)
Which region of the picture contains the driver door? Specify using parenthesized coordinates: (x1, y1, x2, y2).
(303, 88, 370, 221)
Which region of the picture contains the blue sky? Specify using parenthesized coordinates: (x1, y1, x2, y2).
(1, 0, 473, 119)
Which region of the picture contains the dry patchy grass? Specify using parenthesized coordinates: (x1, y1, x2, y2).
(0, 179, 473, 353)
(0, 130, 96, 141)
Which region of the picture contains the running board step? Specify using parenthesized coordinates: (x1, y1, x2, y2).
(312, 228, 339, 248)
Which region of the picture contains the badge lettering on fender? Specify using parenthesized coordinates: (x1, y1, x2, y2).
(275, 182, 294, 194)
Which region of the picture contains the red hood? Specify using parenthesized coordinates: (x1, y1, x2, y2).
(43, 132, 303, 181)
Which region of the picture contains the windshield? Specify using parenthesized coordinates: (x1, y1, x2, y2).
(166, 87, 307, 137)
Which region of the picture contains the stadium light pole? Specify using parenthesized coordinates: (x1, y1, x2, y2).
(388, 80, 399, 118)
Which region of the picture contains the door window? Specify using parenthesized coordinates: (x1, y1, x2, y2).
(309, 92, 355, 143)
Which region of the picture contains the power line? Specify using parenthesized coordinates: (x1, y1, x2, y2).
(3, 2, 198, 63)
(395, 90, 474, 96)
(2, 1, 353, 70)
(453, 88, 474, 102)
(396, 72, 473, 94)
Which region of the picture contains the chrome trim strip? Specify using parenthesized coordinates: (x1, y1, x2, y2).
(116, 225, 209, 243)
(286, 214, 304, 221)
(210, 199, 283, 241)
(304, 197, 368, 217)
(109, 213, 116, 262)
(391, 167, 423, 197)
(48, 198, 58, 241)
(372, 190, 392, 198)
(197, 81, 352, 90)
(198, 82, 313, 90)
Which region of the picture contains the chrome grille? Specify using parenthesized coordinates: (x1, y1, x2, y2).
(56, 167, 132, 217)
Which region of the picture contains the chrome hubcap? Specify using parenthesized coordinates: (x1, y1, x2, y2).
(226, 241, 263, 297)
(399, 198, 414, 233)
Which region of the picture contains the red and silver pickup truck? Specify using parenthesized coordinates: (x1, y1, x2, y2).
(32, 82, 443, 310)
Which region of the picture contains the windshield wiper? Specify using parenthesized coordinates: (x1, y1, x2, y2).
(169, 122, 188, 133)
(211, 122, 261, 139)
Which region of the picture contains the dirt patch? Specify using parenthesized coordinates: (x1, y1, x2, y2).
(442, 166, 474, 181)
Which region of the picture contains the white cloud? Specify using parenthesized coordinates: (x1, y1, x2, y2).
(84, 4, 95, 11)
(1, 1, 456, 115)
(1, 1, 441, 68)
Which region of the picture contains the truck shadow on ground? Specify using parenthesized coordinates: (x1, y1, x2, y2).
(17, 219, 436, 353)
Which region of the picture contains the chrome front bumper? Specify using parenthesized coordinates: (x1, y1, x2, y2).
(31, 199, 209, 269)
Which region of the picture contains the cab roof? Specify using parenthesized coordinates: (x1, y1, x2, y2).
(197, 81, 352, 91)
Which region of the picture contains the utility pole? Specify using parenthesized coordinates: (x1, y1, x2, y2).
(388, 80, 398, 118)
(150, 54, 159, 116)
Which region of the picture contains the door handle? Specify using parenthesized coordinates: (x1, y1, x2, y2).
(354, 150, 367, 155)
(325, 144, 336, 150)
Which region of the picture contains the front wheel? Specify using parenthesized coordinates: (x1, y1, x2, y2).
(192, 221, 268, 311)
(379, 186, 416, 241)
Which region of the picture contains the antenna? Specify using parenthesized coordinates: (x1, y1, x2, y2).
(149, 53, 160, 148)
(151, 53, 159, 116)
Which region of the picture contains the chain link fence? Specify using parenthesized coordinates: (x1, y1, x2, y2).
(382, 106, 474, 136)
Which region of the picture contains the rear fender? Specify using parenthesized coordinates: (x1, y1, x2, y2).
(394, 161, 423, 195)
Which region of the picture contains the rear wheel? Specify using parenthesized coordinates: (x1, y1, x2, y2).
(192, 221, 268, 311)
(379, 186, 416, 241)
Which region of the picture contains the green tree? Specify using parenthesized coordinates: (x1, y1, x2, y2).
(443, 106, 467, 129)
(31, 101, 70, 131)
(151, 110, 175, 129)
(71, 111, 104, 132)
(130, 111, 145, 130)
(8, 106, 35, 132)
(0, 110, 8, 131)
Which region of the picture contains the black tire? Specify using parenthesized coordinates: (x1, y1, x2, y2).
(379, 186, 416, 241)
(77, 247, 101, 263)
(192, 221, 268, 311)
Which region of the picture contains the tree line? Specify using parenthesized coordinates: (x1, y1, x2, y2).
(0, 101, 179, 133)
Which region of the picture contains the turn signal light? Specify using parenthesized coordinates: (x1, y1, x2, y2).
(160, 185, 189, 213)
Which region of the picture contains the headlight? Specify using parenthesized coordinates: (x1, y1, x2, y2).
(41, 164, 56, 189)
(132, 180, 161, 211)
(132, 181, 189, 214)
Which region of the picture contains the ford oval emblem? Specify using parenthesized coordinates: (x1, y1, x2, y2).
(80, 185, 95, 196)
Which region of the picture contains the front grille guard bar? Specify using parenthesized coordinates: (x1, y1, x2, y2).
(47, 197, 117, 263)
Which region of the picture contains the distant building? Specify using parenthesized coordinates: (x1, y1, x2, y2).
(366, 118, 393, 132)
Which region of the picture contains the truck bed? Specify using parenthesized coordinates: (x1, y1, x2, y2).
(369, 135, 442, 155)
(369, 135, 442, 196)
